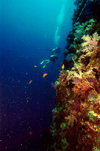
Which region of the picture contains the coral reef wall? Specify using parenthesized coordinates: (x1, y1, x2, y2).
(49, 0, 100, 151)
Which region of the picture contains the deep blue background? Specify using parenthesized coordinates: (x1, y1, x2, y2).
(0, 0, 75, 150)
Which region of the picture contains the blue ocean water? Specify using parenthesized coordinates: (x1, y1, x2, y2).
(0, 0, 75, 150)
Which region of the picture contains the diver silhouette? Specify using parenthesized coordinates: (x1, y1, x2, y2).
(46, 47, 60, 55)
(40, 54, 58, 68)
(40, 47, 60, 68)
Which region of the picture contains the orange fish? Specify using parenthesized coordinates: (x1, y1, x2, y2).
(29, 80, 32, 84)
(61, 64, 64, 70)
(43, 73, 47, 78)
(29, 131, 32, 136)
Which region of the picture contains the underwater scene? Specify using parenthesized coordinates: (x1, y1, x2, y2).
(1, 0, 100, 151)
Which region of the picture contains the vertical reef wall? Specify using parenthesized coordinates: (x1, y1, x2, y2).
(49, 0, 100, 151)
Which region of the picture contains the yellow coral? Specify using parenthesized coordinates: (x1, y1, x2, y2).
(81, 32, 100, 52)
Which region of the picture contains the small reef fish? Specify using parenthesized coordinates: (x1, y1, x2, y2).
(34, 65, 37, 68)
(43, 73, 47, 78)
(29, 80, 32, 84)
(47, 85, 51, 88)
(29, 131, 32, 136)
(61, 64, 64, 70)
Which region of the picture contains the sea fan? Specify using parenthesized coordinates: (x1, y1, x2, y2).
(65, 110, 77, 128)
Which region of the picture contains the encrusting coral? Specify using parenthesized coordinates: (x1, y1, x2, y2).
(49, 32, 100, 151)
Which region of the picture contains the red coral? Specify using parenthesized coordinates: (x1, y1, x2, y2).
(95, 84, 100, 93)
(72, 78, 91, 95)
(71, 101, 81, 111)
